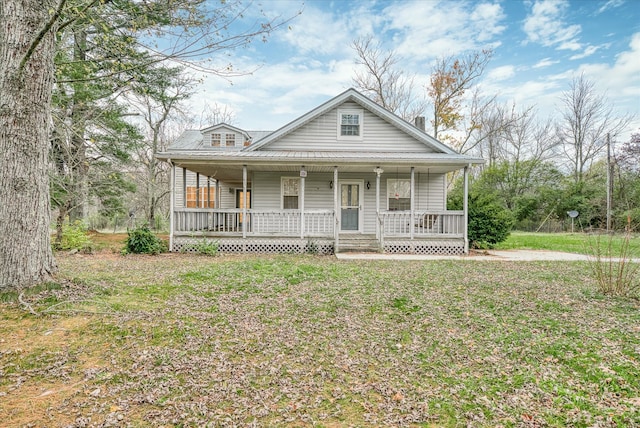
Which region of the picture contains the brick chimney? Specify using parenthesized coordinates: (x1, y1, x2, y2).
(414, 116, 425, 131)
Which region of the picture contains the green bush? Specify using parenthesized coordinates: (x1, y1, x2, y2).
(449, 190, 514, 249)
(187, 239, 219, 256)
(467, 194, 515, 249)
(56, 221, 93, 252)
(123, 225, 166, 255)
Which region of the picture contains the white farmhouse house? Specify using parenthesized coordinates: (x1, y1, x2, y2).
(156, 88, 484, 254)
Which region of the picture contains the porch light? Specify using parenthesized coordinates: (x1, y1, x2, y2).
(373, 167, 384, 176)
(367, 181, 370, 189)
(329, 180, 333, 189)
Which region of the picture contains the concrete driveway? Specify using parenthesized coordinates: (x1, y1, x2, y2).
(335, 250, 640, 262)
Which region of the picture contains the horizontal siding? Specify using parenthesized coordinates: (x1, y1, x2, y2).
(201, 126, 248, 149)
(263, 101, 435, 153)
(175, 168, 446, 216)
(174, 168, 235, 208)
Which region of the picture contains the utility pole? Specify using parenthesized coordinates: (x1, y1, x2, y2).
(606, 133, 613, 232)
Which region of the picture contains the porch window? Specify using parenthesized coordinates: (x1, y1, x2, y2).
(387, 179, 410, 211)
(281, 177, 299, 209)
(186, 186, 215, 208)
(211, 133, 221, 146)
(225, 133, 236, 147)
(337, 109, 363, 139)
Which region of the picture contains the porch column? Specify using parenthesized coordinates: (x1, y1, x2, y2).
(215, 179, 220, 208)
(300, 166, 306, 239)
(182, 167, 187, 208)
(242, 165, 247, 239)
(463, 164, 470, 253)
(333, 166, 339, 247)
(410, 167, 415, 240)
(206, 177, 211, 207)
(195, 173, 200, 207)
(169, 160, 175, 252)
(374, 167, 383, 241)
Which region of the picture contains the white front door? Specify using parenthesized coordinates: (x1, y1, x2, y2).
(340, 180, 363, 233)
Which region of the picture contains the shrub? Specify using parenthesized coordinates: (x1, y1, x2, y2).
(449, 190, 514, 249)
(586, 230, 639, 297)
(123, 225, 166, 255)
(189, 239, 219, 256)
(467, 194, 514, 249)
(55, 221, 93, 252)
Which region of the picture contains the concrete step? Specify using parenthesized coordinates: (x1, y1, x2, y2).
(337, 235, 380, 253)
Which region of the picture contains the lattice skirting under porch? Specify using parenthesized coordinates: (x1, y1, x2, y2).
(383, 240, 465, 255)
(173, 236, 335, 255)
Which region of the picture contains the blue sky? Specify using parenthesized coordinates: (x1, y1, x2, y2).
(193, 0, 640, 142)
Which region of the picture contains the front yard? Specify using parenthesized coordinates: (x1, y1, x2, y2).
(1, 253, 639, 427)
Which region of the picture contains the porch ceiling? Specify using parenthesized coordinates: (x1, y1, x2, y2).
(171, 161, 468, 183)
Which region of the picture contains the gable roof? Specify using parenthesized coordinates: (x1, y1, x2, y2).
(201, 123, 251, 139)
(246, 88, 457, 155)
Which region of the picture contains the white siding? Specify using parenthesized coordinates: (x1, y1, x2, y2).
(250, 170, 446, 235)
(174, 168, 234, 208)
(262, 101, 436, 152)
(201, 126, 248, 149)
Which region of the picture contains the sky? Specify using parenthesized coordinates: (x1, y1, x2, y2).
(191, 0, 640, 143)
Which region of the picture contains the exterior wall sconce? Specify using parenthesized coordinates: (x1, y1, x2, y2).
(329, 180, 333, 189)
(366, 181, 370, 189)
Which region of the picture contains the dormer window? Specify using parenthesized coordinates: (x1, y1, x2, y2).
(337, 109, 363, 139)
(211, 133, 221, 146)
(225, 133, 235, 147)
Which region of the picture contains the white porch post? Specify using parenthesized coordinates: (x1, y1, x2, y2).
(333, 166, 339, 248)
(169, 160, 175, 252)
(463, 164, 470, 253)
(195, 172, 200, 207)
(215, 179, 220, 208)
(206, 176, 211, 207)
(300, 166, 306, 239)
(374, 167, 383, 242)
(410, 167, 415, 240)
(182, 167, 187, 207)
(242, 165, 247, 239)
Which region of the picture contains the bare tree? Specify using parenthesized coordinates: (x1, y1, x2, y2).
(1, 0, 58, 289)
(558, 73, 632, 183)
(427, 50, 492, 139)
(351, 35, 426, 122)
(127, 66, 197, 228)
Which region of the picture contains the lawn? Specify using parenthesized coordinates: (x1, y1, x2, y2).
(1, 251, 639, 427)
(497, 231, 640, 258)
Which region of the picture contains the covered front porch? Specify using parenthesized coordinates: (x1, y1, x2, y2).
(167, 161, 471, 255)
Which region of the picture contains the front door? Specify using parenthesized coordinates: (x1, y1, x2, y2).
(340, 181, 362, 232)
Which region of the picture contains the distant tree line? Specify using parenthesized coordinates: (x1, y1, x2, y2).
(351, 37, 638, 235)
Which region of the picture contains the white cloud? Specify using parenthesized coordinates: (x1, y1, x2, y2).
(487, 65, 516, 82)
(382, 1, 506, 61)
(569, 45, 600, 60)
(596, 0, 625, 14)
(532, 57, 559, 68)
(523, 0, 582, 51)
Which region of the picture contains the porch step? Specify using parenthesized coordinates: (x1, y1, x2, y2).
(336, 234, 380, 253)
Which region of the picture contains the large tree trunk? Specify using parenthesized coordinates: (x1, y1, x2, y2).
(0, 0, 57, 289)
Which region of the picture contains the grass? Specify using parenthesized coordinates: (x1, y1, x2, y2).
(1, 248, 639, 426)
(497, 231, 640, 257)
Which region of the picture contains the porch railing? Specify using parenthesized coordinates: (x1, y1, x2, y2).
(174, 208, 334, 237)
(379, 211, 464, 237)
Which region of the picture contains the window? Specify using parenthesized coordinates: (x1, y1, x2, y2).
(281, 177, 299, 209)
(186, 186, 215, 208)
(337, 109, 363, 139)
(387, 179, 411, 211)
(225, 133, 236, 147)
(211, 133, 221, 146)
